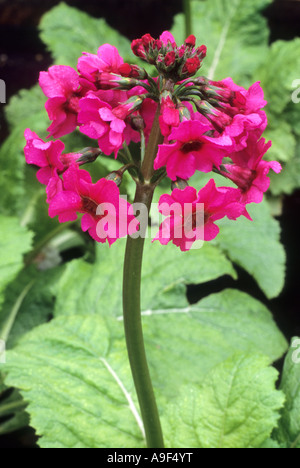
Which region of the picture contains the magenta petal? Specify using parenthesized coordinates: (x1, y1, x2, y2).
(48, 191, 81, 219)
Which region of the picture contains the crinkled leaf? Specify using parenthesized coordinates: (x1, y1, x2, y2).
(162, 353, 284, 448)
(39, 2, 132, 68)
(5, 85, 46, 131)
(0, 86, 48, 216)
(0, 216, 33, 308)
(54, 239, 287, 402)
(263, 121, 296, 163)
(142, 289, 287, 401)
(256, 39, 300, 116)
(269, 144, 300, 196)
(0, 266, 63, 348)
(274, 337, 300, 449)
(171, 0, 272, 84)
(4, 314, 145, 448)
(215, 200, 286, 299)
(0, 380, 28, 436)
(55, 238, 236, 317)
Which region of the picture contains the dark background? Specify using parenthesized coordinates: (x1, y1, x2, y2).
(0, 0, 300, 448)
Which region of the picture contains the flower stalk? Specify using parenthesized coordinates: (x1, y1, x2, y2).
(183, 0, 192, 37)
(122, 110, 164, 448)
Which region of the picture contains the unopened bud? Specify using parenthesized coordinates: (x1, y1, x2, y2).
(76, 147, 102, 164)
(185, 35, 196, 48)
(182, 56, 201, 76)
(178, 103, 191, 121)
(98, 72, 137, 90)
(118, 63, 148, 80)
(171, 178, 189, 191)
(130, 113, 146, 132)
(164, 51, 176, 67)
(112, 95, 145, 120)
(106, 171, 123, 186)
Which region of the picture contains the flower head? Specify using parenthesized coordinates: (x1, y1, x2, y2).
(131, 31, 206, 80)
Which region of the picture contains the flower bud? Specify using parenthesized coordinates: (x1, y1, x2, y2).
(106, 171, 123, 187)
(182, 56, 201, 76)
(184, 35, 196, 48)
(171, 178, 189, 191)
(98, 72, 137, 90)
(164, 51, 176, 67)
(112, 95, 145, 120)
(130, 113, 146, 132)
(75, 147, 102, 164)
(118, 63, 148, 80)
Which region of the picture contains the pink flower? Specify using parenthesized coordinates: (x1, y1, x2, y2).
(77, 44, 124, 85)
(159, 31, 177, 47)
(205, 79, 268, 145)
(159, 95, 180, 137)
(78, 93, 126, 157)
(24, 129, 64, 184)
(48, 164, 137, 245)
(24, 129, 84, 185)
(154, 120, 232, 180)
(154, 179, 248, 250)
(221, 137, 282, 204)
(39, 65, 83, 138)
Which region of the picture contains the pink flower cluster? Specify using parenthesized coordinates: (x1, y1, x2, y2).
(24, 31, 281, 249)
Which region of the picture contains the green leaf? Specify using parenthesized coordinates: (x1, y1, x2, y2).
(256, 39, 300, 116)
(0, 86, 48, 216)
(0, 380, 29, 436)
(0, 215, 33, 308)
(54, 240, 287, 401)
(269, 144, 300, 196)
(39, 2, 132, 68)
(274, 337, 300, 449)
(162, 353, 285, 448)
(215, 200, 286, 299)
(263, 120, 296, 163)
(5, 85, 46, 131)
(171, 0, 272, 84)
(142, 289, 287, 401)
(4, 314, 145, 448)
(0, 266, 63, 348)
(55, 237, 236, 317)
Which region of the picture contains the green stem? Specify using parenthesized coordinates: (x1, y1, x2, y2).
(122, 107, 164, 448)
(183, 0, 192, 37)
(141, 104, 164, 182)
(123, 184, 164, 448)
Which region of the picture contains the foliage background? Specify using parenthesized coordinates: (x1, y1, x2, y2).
(0, 0, 299, 448)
